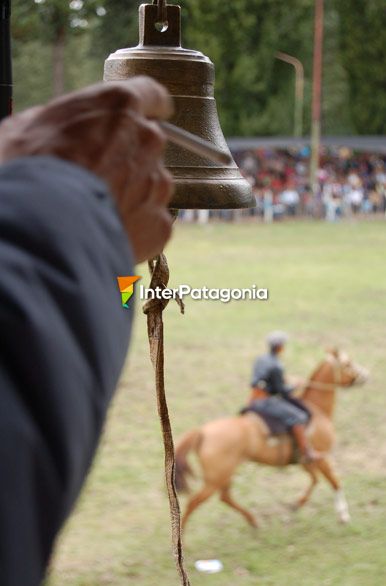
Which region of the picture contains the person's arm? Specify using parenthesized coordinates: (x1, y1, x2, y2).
(0, 78, 173, 586)
(250, 358, 265, 388)
(269, 366, 294, 396)
(0, 156, 135, 585)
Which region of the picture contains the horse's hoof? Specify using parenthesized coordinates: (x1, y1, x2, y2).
(248, 518, 258, 529)
(339, 512, 351, 524)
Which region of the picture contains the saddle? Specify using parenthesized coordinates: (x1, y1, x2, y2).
(240, 394, 312, 437)
(240, 406, 288, 436)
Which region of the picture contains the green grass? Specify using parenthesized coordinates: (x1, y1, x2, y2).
(47, 220, 386, 586)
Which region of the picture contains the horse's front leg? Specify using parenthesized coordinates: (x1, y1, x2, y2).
(293, 463, 319, 509)
(317, 458, 351, 523)
(220, 485, 258, 528)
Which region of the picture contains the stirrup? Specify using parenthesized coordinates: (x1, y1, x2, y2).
(299, 449, 323, 464)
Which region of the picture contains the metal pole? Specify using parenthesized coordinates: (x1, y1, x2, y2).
(276, 52, 304, 138)
(0, 0, 12, 120)
(310, 0, 324, 198)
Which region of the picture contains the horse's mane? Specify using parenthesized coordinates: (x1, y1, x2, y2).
(307, 360, 326, 382)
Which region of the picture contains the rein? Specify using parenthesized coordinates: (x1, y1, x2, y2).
(301, 359, 343, 392)
(303, 379, 337, 391)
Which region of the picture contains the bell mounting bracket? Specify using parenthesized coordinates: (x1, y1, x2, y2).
(139, 3, 181, 47)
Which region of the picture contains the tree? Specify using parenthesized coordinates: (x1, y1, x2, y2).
(182, 0, 315, 135)
(11, 0, 384, 136)
(13, 0, 106, 97)
(94, 0, 141, 59)
(92, 0, 358, 136)
(92, 0, 317, 135)
(336, 0, 386, 134)
(182, 0, 357, 136)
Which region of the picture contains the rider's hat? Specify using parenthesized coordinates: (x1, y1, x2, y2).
(266, 331, 289, 349)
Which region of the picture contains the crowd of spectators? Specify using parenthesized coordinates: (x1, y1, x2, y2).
(179, 147, 386, 222)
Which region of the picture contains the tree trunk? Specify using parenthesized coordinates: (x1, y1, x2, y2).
(52, 26, 66, 97)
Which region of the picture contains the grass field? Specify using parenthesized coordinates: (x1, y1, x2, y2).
(48, 220, 386, 586)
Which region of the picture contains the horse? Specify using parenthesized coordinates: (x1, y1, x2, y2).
(175, 349, 368, 530)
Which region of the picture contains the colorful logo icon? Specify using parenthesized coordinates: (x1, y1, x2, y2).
(117, 276, 141, 308)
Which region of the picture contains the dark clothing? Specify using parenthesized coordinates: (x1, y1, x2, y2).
(251, 352, 294, 396)
(247, 396, 309, 431)
(249, 352, 309, 430)
(0, 156, 134, 586)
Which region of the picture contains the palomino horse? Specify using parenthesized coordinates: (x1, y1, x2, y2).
(175, 349, 368, 530)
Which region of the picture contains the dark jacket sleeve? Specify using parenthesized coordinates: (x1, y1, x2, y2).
(268, 366, 294, 396)
(0, 156, 135, 586)
(250, 358, 265, 388)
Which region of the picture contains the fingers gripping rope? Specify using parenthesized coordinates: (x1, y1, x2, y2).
(143, 251, 189, 586)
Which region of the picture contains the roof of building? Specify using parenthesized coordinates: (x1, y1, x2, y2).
(227, 136, 386, 154)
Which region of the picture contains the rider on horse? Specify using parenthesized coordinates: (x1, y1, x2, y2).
(249, 331, 321, 463)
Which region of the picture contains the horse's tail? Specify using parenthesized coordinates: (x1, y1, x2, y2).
(174, 428, 202, 493)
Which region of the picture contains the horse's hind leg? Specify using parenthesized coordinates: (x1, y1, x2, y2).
(181, 484, 217, 530)
(317, 458, 351, 523)
(293, 464, 319, 509)
(220, 485, 258, 528)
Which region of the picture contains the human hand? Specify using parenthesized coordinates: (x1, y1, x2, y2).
(287, 375, 305, 389)
(0, 77, 174, 263)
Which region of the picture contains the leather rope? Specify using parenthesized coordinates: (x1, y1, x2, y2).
(301, 359, 343, 392)
(143, 247, 190, 586)
(153, 0, 168, 23)
(303, 379, 338, 391)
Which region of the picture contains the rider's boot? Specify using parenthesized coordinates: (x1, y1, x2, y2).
(291, 424, 322, 464)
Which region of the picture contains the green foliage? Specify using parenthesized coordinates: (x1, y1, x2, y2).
(9, 0, 385, 135)
(95, 0, 141, 59)
(183, 0, 287, 135)
(13, 33, 102, 111)
(335, 0, 386, 134)
(322, 2, 353, 134)
(12, 0, 106, 104)
(13, 0, 105, 41)
(12, 40, 53, 110)
(182, 0, 355, 136)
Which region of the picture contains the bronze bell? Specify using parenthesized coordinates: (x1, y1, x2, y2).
(104, 2, 254, 210)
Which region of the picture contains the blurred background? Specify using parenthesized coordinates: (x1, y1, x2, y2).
(11, 0, 386, 135)
(9, 1, 386, 585)
(11, 0, 386, 223)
